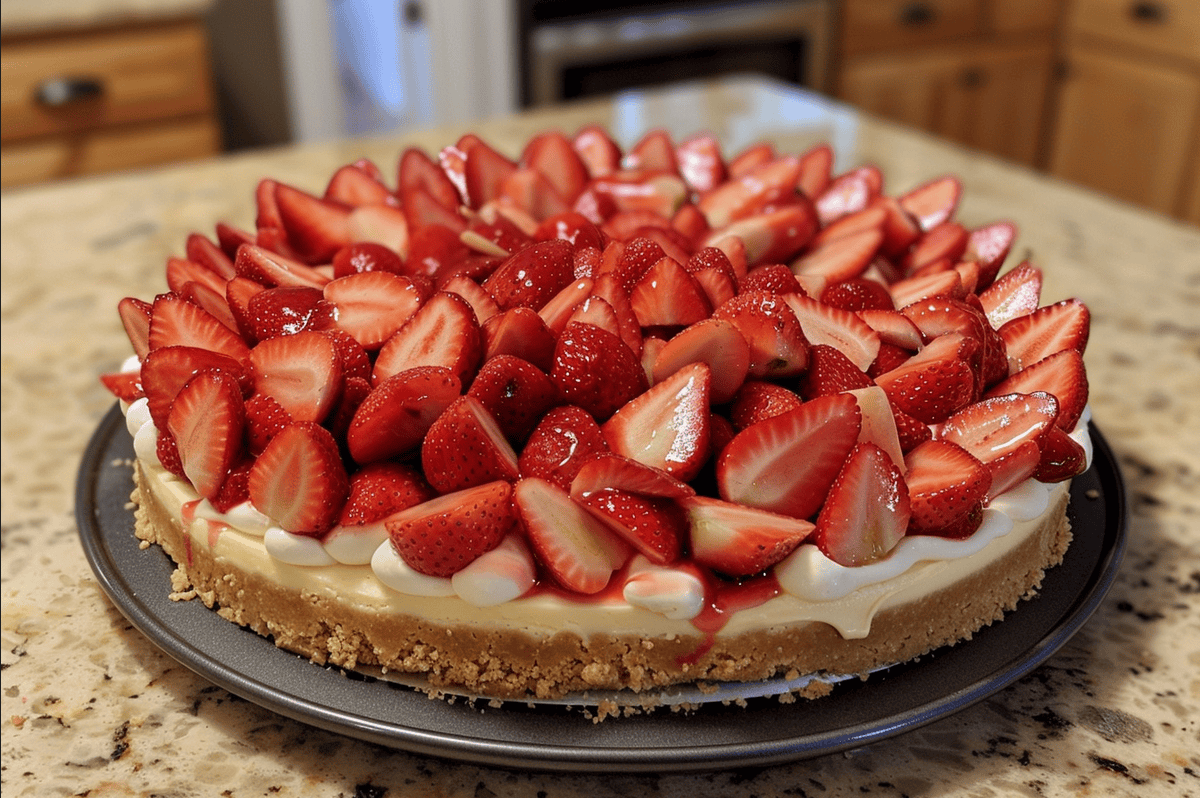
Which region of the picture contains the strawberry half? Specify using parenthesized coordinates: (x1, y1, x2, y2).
(683, 495, 813, 577)
(898, 175, 961, 231)
(514, 477, 629, 594)
(651, 318, 751, 405)
(550, 321, 649, 422)
(338, 461, 434, 527)
(903, 439, 992, 538)
(248, 421, 349, 536)
(939, 391, 1059, 465)
(711, 290, 810, 378)
(371, 291, 482, 387)
(578, 488, 686, 565)
(518, 405, 610, 490)
(244, 285, 333, 341)
(148, 293, 250, 362)
(717, 392, 862, 519)
(979, 261, 1043, 328)
(729, 380, 805, 430)
(985, 349, 1088, 431)
(810, 442, 910, 566)
(166, 369, 246, 501)
(874, 332, 977, 424)
(482, 239, 575, 311)
(602, 361, 712, 483)
(322, 270, 425, 350)
(629, 256, 713, 328)
(1034, 426, 1088, 482)
(421, 394, 520, 493)
(467, 354, 562, 444)
(346, 366, 461, 464)
(248, 330, 343, 424)
(273, 182, 353, 263)
(569, 452, 695, 500)
(782, 292, 881, 372)
(140, 345, 248, 431)
(483, 306, 559, 373)
(998, 298, 1090, 373)
(387, 480, 515, 577)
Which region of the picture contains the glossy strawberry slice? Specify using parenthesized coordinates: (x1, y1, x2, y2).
(985, 439, 1041, 500)
(963, 221, 1016, 289)
(875, 332, 976, 424)
(569, 452, 694, 499)
(675, 133, 727, 194)
(602, 361, 711, 483)
(796, 142, 833, 199)
(901, 296, 1006, 390)
(248, 328, 341, 421)
(482, 306, 559, 373)
(888, 268, 965, 309)
(398, 147, 462, 211)
(346, 204, 410, 256)
(868, 195, 922, 257)
(467, 354, 562, 444)
(536, 276, 594, 335)
(372, 291, 482, 387)
(518, 405, 610, 490)
(273, 182, 353, 263)
(1034, 426, 1088, 482)
(712, 290, 809, 378)
(421, 394, 520, 493)
(99, 371, 144, 403)
(244, 392, 292, 455)
(629, 256, 713, 328)
(347, 365, 461, 463)
(148, 293, 250, 361)
(215, 222, 256, 259)
(522, 130, 590, 205)
(322, 270, 425, 350)
(798, 343, 873, 399)
(402, 186, 468, 234)
(330, 241, 403, 278)
(387, 480, 515, 577)
(820, 278, 894, 312)
(514, 477, 629, 594)
(810, 442, 910, 566)
(903, 439, 991, 538)
(978, 261, 1043, 329)
(791, 226, 883, 285)
(898, 175, 961, 231)
(939, 391, 1059, 465)
(727, 141, 775, 177)
(606, 235, 666, 293)
(703, 203, 818, 266)
(323, 163, 393, 207)
(578, 488, 686, 565)
(998, 298, 1090, 373)
(986, 349, 1088, 431)
(683, 495, 813, 577)
(118, 296, 153, 359)
(900, 221, 969, 274)
(140, 345, 248, 430)
(498, 168, 570, 220)
(782, 292, 881, 372)
(337, 461, 434, 529)
(185, 232, 238, 280)
(245, 285, 333, 341)
(167, 369, 246, 501)
(740, 263, 804, 296)
(441, 274, 501, 326)
(566, 294, 622, 339)
(572, 124, 622, 178)
(550, 321, 648, 422)
(728, 380, 805, 430)
(248, 421, 349, 536)
(651, 318, 750, 404)
(718, 392, 861, 519)
(583, 170, 689, 219)
(166, 254, 227, 298)
(815, 165, 883, 226)
(483, 239, 575, 311)
(234, 244, 330, 289)
(463, 140, 518, 209)
(697, 155, 802, 228)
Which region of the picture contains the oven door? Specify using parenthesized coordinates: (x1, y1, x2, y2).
(524, 0, 834, 106)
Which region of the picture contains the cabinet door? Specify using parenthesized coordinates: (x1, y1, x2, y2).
(839, 43, 1054, 165)
(1048, 47, 1200, 215)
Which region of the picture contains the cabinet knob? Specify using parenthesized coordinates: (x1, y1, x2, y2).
(898, 2, 937, 26)
(1129, 1, 1167, 23)
(36, 77, 104, 107)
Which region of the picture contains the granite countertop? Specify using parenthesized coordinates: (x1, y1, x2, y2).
(3, 77, 1198, 796)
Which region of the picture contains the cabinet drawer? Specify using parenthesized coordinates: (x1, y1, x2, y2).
(1067, 0, 1200, 63)
(841, 0, 986, 55)
(1, 21, 216, 143)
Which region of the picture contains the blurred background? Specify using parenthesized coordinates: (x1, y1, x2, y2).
(1, 0, 1197, 224)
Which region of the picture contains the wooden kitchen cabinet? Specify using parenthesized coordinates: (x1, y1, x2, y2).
(835, 0, 1061, 168)
(1, 18, 221, 188)
(1047, 0, 1200, 221)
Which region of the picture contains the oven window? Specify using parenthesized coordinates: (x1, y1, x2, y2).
(559, 37, 808, 101)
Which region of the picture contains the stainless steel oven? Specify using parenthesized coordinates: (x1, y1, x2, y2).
(518, 0, 834, 107)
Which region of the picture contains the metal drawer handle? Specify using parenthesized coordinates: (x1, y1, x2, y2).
(899, 2, 937, 26)
(1129, 1, 1167, 22)
(35, 77, 104, 107)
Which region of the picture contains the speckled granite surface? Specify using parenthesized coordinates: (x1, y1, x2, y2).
(3, 78, 1198, 796)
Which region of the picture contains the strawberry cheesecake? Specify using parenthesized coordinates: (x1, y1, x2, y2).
(104, 127, 1092, 701)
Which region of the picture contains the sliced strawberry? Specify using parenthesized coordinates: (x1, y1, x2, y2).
(322, 270, 425, 350)
(624, 128, 677, 172)
(875, 332, 976, 424)
(602, 361, 711, 483)
(782, 292, 881, 372)
(671, 202, 711, 246)
(533, 210, 606, 252)
(979, 261, 1043, 328)
(572, 124, 623, 178)
(578, 488, 685, 565)
(901, 221, 969, 274)
(210, 459, 253, 514)
(244, 285, 333, 341)
(522, 130, 590, 205)
(651, 318, 750, 404)
(482, 238, 575, 311)
(338, 461, 434, 527)
(468, 210, 535, 254)
(440, 275, 501, 326)
(843, 385, 906, 469)
(234, 244, 331, 289)
(868, 195, 922, 258)
(815, 166, 883, 226)
(550, 321, 649, 422)
(482, 306, 559, 372)
(629, 256, 713, 328)
(514, 477, 629, 593)
(998, 298, 1090, 373)
(986, 349, 1088, 431)
(244, 392, 293, 455)
(675, 133, 727, 194)
(323, 163, 393, 207)
(371, 291, 482, 387)
(984, 439, 1040, 500)
(463, 140, 518, 209)
(858, 309, 923, 350)
(148, 293, 250, 361)
(810, 442, 910, 566)
(892, 401, 934, 453)
(717, 392, 862, 519)
(566, 294, 622, 339)
(403, 223, 471, 282)
(740, 263, 804, 295)
(536, 276, 594, 335)
(703, 203, 819, 266)
(711, 290, 809, 378)
(583, 170, 689, 218)
(898, 175, 961, 231)
(387, 481, 515, 577)
(798, 343, 873, 399)
(729, 380, 805, 430)
(248, 421, 348, 536)
(697, 155, 802, 228)
(467, 354, 562, 444)
(140, 345, 248, 430)
(727, 141, 776, 178)
(167, 369, 246, 500)
(796, 142, 833, 199)
(939, 391, 1059, 465)
(869, 342, 915, 379)
(118, 296, 153, 360)
(963, 221, 1016, 289)
(498, 167, 570, 220)
(185, 232, 238, 280)
(177, 279, 240, 335)
(569, 452, 694, 499)
(155, 428, 186, 478)
(402, 185, 468, 234)
(346, 204, 410, 256)
(215, 222, 256, 260)
(166, 255, 226, 297)
(607, 235, 666, 293)
(324, 373, 371, 443)
(1034, 426, 1088, 482)
(273, 182, 352, 263)
(820, 277, 894, 312)
(421, 394, 520, 493)
(100, 371, 144, 403)
(903, 439, 991, 538)
(398, 147, 461, 211)
(347, 366, 461, 464)
(438, 139, 472, 204)
(901, 295, 1006, 390)
(248, 330, 343, 423)
(683, 496, 813, 577)
(518, 405, 610, 489)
